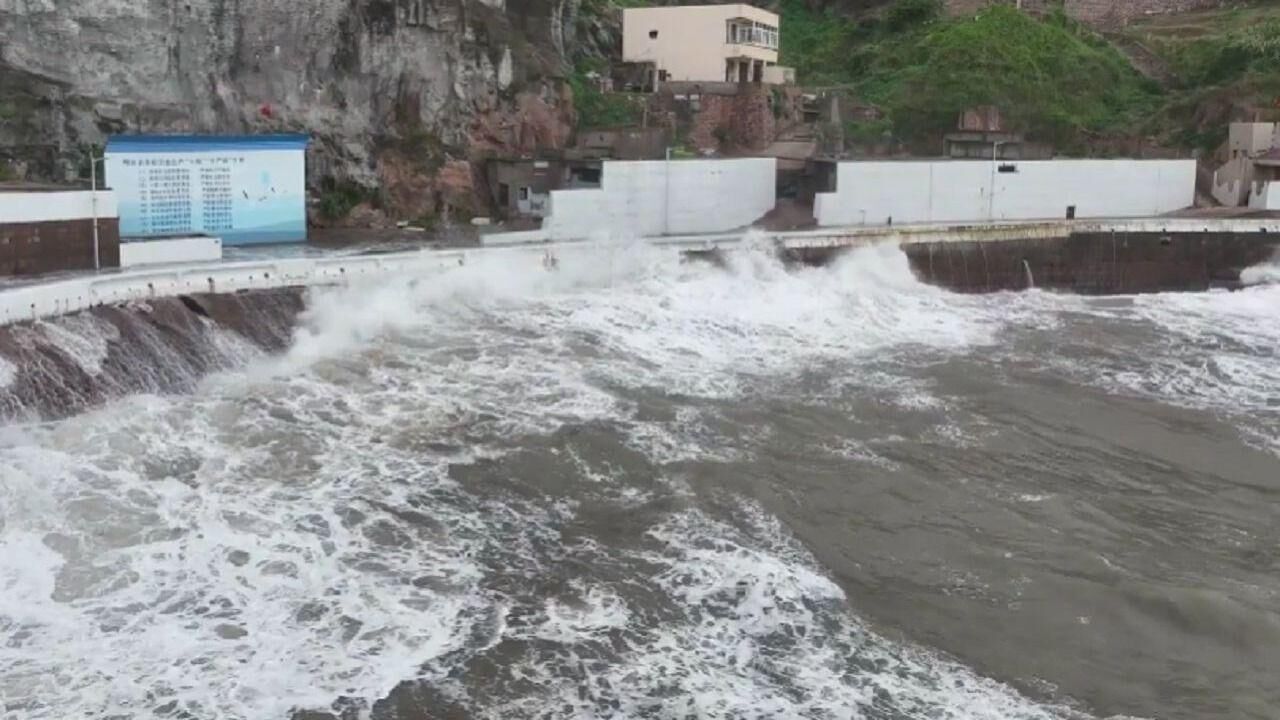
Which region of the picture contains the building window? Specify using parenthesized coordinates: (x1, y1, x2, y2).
(498, 183, 510, 206)
(519, 187, 530, 201)
(727, 21, 778, 49)
(998, 163, 1018, 173)
(649, 30, 658, 39)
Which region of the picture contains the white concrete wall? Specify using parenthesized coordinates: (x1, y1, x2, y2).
(119, 236, 223, 268)
(814, 159, 1196, 227)
(545, 158, 776, 240)
(1249, 182, 1280, 211)
(0, 191, 118, 223)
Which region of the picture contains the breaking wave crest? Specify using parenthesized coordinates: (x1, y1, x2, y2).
(7, 238, 1271, 718)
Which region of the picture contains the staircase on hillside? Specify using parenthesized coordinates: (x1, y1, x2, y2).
(1103, 33, 1176, 87)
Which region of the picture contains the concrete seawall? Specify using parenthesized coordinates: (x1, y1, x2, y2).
(903, 229, 1280, 293)
(2, 218, 1278, 328)
(0, 290, 302, 421)
(1, 217, 1277, 420)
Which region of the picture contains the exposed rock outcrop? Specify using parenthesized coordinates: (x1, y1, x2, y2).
(0, 0, 587, 220)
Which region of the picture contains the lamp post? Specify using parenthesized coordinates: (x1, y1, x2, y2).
(988, 140, 1006, 221)
(89, 154, 105, 271)
(664, 145, 673, 236)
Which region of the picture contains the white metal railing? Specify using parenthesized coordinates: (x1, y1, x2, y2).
(727, 21, 778, 50)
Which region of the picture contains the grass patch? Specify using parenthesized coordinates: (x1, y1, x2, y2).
(1121, 1, 1280, 150)
(570, 61, 645, 128)
(780, 1, 1161, 150)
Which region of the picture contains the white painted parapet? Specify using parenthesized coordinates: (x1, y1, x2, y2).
(0, 243, 554, 326)
(3, 216, 1277, 327)
(0, 190, 118, 222)
(814, 159, 1196, 227)
(545, 158, 777, 240)
(120, 236, 224, 268)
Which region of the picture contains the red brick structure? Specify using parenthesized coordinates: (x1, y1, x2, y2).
(654, 83, 783, 154)
(0, 218, 121, 277)
(0, 188, 121, 277)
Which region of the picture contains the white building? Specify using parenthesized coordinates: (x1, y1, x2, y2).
(622, 4, 794, 86)
(1211, 122, 1280, 207)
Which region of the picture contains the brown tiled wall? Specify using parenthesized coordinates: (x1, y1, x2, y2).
(0, 218, 121, 277)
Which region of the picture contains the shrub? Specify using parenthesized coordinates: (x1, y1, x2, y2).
(318, 178, 373, 220)
(569, 63, 642, 128)
(886, 0, 943, 32)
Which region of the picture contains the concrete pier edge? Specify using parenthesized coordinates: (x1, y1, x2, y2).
(1, 217, 1277, 328)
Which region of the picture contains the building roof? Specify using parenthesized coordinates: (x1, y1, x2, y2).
(623, 3, 778, 23)
(106, 134, 310, 154)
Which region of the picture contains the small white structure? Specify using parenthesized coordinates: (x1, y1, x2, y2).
(1249, 181, 1280, 211)
(622, 4, 791, 85)
(1212, 122, 1280, 207)
(119, 235, 223, 268)
(0, 189, 118, 224)
(544, 158, 776, 240)
(813, 159, 1196, 227)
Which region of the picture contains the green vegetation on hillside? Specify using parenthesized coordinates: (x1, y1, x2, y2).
(573, 0, 1276, 154)
(570, 60, 646, 128)
(780, 0, 1161, 152)
(1123, 3, 1280, 152)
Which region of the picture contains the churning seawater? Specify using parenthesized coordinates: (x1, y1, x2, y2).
(1, 242, 1278, 720)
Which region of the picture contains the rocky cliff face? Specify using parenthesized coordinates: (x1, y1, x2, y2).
(0, 0, 595, 220)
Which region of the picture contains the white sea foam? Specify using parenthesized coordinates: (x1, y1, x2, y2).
(0, 393, 490, 719)
(1240, 259, 1280, 286)
(0, 353, 14, 389)
(36, 313, 120, 376)
(1057, 284, 1280, 454)
(483, 502, 1085, 719)
(0, 236, 1205, 719)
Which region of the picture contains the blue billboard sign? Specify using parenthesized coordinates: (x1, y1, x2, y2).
(105, 135, 309, 246)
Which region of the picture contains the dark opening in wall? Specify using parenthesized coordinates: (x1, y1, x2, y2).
(998, 163, 1018, 174)
(649, 30, 658, 39)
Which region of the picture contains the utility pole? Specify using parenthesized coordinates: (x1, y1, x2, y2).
(988, 140, 1005, 221)
(90, 155, 104, 271)
(664, 146, 672, 236)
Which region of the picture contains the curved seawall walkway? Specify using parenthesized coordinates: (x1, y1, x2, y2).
(2, 217, 1278, 327)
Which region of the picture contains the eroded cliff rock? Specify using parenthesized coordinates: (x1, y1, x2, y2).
(0, 0, 588, 219)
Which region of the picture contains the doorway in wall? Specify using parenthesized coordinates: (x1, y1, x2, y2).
(1066, 205, 1076, 219)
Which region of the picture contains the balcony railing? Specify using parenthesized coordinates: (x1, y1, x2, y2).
(727, 22, 778, 50)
